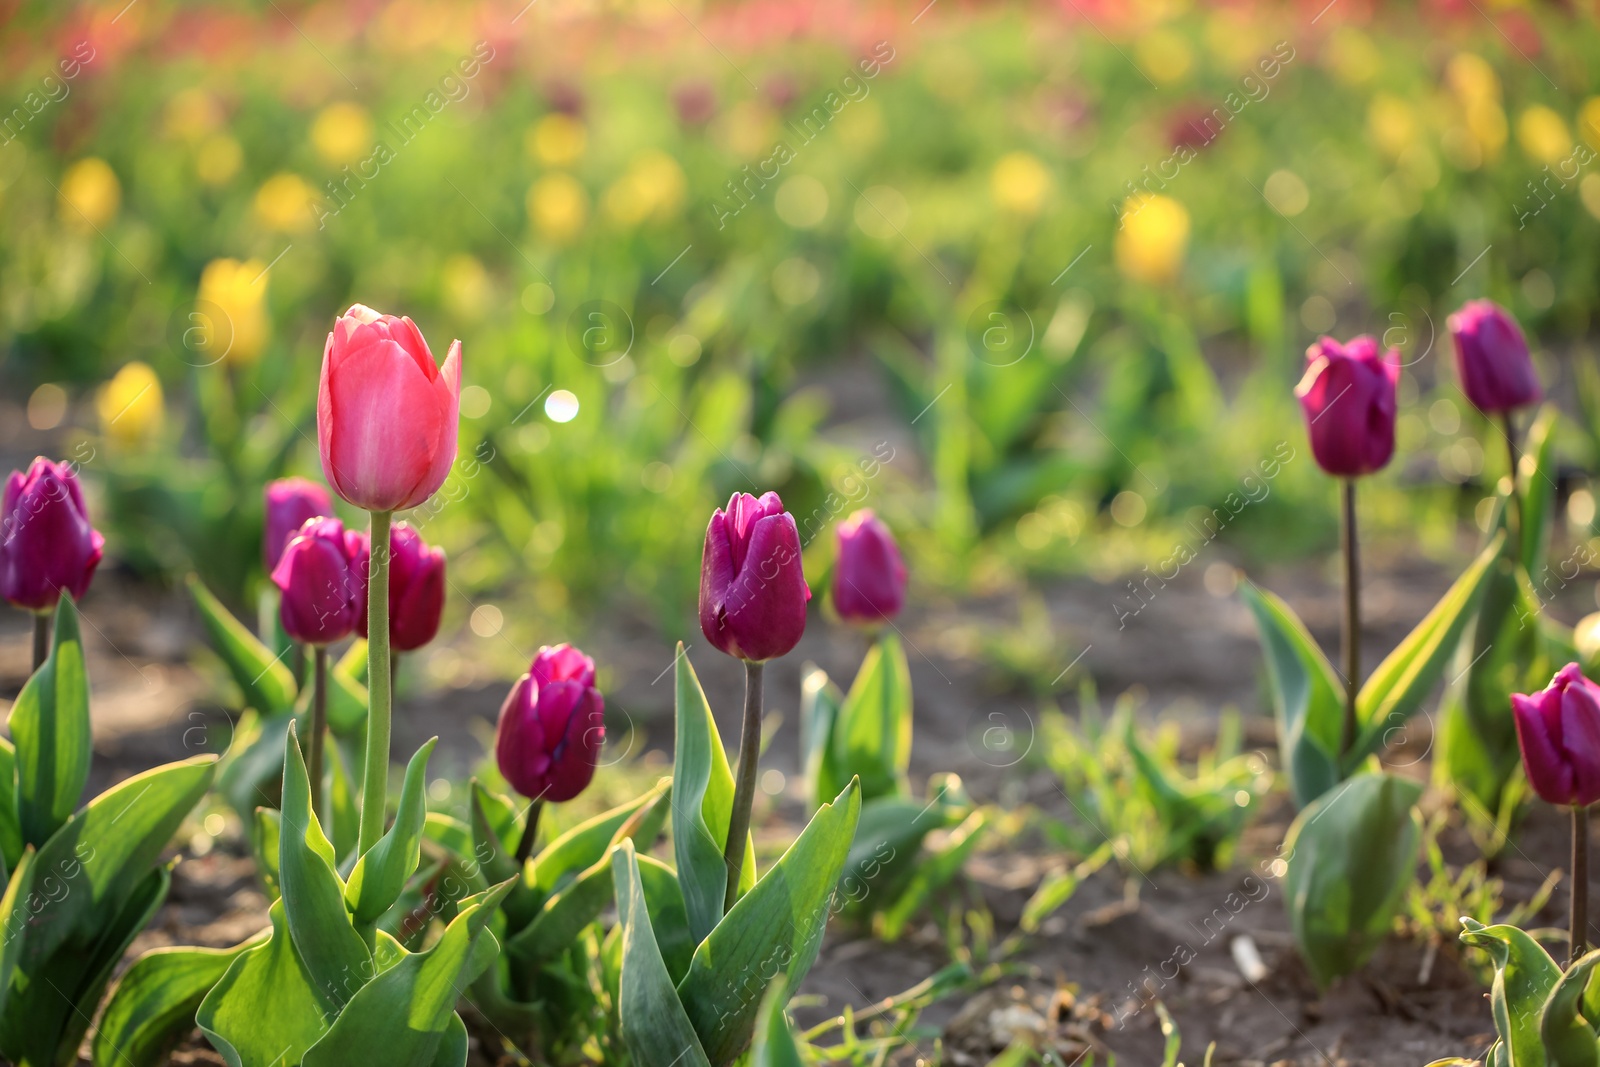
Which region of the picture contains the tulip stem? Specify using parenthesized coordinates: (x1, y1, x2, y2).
(1575, 804, 1590, 964)
(358, 509, 393, 857)
(1339, 479, 1360, 758)
(310, 646, 328, 824)
(1502, 412, 1523, 546)
(724, 659, 765, 913)
(32, 612, 50, 673)
(515, 799, 544, 866)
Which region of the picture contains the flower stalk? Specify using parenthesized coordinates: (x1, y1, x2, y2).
(32, 612, 50, 673)
(359, 509, 393, 856)
(1575, 804, 1590, 964)
(515, 799, 544, 866)
(1340, 479, 1360, 757)
(310, 645, 328, 822)
(724, 659, 765, 912)
(1501, 412, 1522, 543)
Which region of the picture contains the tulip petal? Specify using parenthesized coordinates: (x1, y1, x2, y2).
(1514, 691, 1575, 805)
(543, 690, 603, 802)
(321, 338, 447, 513)
(404, 338, 461, 511)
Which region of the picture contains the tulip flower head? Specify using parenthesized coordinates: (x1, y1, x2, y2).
(349, 521, 447, 652)
(495, 644, 605, 802)
(1448, 299, 1542, 415)
(1512, 663, 1600, 808)
(318, 304, 461, 513)
(0, 458, 105, 613)
(699, 491, 811, 662)
(270, 516, 364, 646)
(832, 510, 908, 625)
(1295, 335, 1401, 478)
(264, 477, 335, 572)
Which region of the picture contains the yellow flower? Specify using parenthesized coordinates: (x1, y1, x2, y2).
(528, 114, 587, 167)
(441, 254, 490, 320)
(1115, 194, 1189, 286)
(196, 135, 243, 186)
(1326, 27, 1380, 86)
(529, 173, 589, 244)
(98, 362, 164, 447)
(1134, 29, 1193, 86)
(991, 152, 1052, 217)
(197, 258, 270, 366)
(1368, 95, 1417, 160)
(1446, 53, 1500, 108)
(253, 173, 317, 233)
(1580, 97, 1600, 152)
(604, 150, 687, 226)
(311, 102, 374, 167)
(59, 158, 120, 230)
(1518, 105, 1571, 166)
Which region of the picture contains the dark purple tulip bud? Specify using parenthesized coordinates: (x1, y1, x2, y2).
(1513, 663, 1600, 808)
(0, 457, 105, 613)
(270, 516, 362, 646)
(699, 491, 811, 662)
(1295, 336, 1400, 478)
(832, 509, 907, 625)
(264, 477, 335, 572)
(349, 521, 447, 653)
(1448, 299, 1543, 415)
(494, 644, 604, 802)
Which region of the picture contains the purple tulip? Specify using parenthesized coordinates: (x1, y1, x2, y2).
(351, 522, 446, 652)
(1448, 299, 1543, 415)
(1513, 663, 1600, 808)
(494, 644, 605, 802)
(0, 457, 105, 613)
(1295, 336, 1400, 478)
(832, 510, 907, 625)
(699, 491, 811, 662)
(264, 477, 335, 572)
(270, 516, 363, 646)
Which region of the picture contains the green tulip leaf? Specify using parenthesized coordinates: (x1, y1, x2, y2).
(197, 899, 335, 1066)
(831, 634, 912, 804)
(879, 807, 988, 939)
(637, 853, 697, 984)
(1542, 947, 1600, 1067)
(325, 662, 369, 737)
(189, 575, 296, 715)
(93, 939, 259, 1067)
(800, 664, 845, 809)
(253, 807, 282, 900)
(329, 738, 360, 863)
(346, 738, 437, 925)
(531, 782, 669, 898)
(838, 793, 964, 917)
(0, 734, 22, 873)
(1240, 582, 1343, 808)
(749, 975, 805, 1067)
(1520, 406, 1559, 578)
(8, 595, 91, 849)
(217, 710, 291, 819)
(338, 640, 370, 686)
(1460, 918, 1563, 1067)
(612, 840, 714, 1067)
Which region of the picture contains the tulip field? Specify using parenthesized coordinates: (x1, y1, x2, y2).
(11, 1, 1600, 1066)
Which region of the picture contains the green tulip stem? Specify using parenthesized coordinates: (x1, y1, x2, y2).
(358, 509, 394, 857)
(1574, 804, 1590, 964)
(310, 645, 328, 823)
(723, 658, 766, 913)
(31, 611, 50, 673)
(515, 799, 545, 866)
(1502, 412, 1523, 545)
(1339, 479, 1360, 758)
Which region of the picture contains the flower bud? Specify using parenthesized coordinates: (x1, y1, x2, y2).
(270, 516, 363, 646)
(349, 522, 447, 652)
(0, 458, 105, 613)
(494, 644, 604, 802)
(1512, 663, 1600, 808)
(1448, 299, 1542, 414)
(832, 510, 907, 625)
(264, 477, 335, 572)
(699, 491, 811, 662)
(1295, 335, 1400, 478)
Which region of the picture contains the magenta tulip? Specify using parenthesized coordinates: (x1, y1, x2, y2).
(699, 491, 811, 662)
(0, 457, 105, 612)
(1513, 663, 1600, 808)
(1448, 300, 1542, 415)
(264, 477, 335, 572)
(350, 522, 447, 652)
(318, 304, 461, 514)
(832, 509, 907, 624)
(494, 644, 605, 802)
(1295, 335, 1400, 478)
(270, 516, 363, 646)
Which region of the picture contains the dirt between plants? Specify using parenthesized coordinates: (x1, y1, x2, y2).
(1, 541, 1593, 1066)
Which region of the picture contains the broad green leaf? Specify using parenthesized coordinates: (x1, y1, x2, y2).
(469, 781, 537, 931)
(338, 640, 370, 686)
(329, 739, 360, 863)
(1542, 947, 1600, 1067)
(300, 880, 515, 1067)
(347, 738, 437, 924)
(671, 645, 753, 944)
(325, 661, 369, 736)
(279, 722, 372, 1011)
(637, 854, 696, 984)
(1347, 536, 1503, 770)
(95, 942, 258, 1067)
(1284, 774, 1422, 990)
(217, 710, 290, 819)
(198, 899, 334, 1066)
(253, 808, 282, 900)
(611, 841, 713, 1067)
(1460, 918, 1563, 1067)
(1520, 406, 1559, 577)
(189, 575, 296, 715)
(832, 634, 912, 804)
(0, 848, 37, 1012)
(800, 665, 844, 808)
(0, 735, 21, 872)
(1240, 582, 1343, 808)
(879, 808, 988, 939)
(9, 595, 91, 848)
(678, 779, 862, 1066)
(749, 976, 805, 1067)
(531, 784, 668, 897)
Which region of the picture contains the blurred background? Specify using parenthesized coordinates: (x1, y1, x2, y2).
(2, 0, 1599, 697)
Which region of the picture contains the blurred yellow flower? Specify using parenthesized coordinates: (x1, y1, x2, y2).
(1518, 105, 1572, 165)
(1367, 95, 1417, 160)
(529, 173, 589, 243)
(198, 258, 270, 366)
(1580, 97, 1600, 152)
(164, 88, 224, 142)
(528, 114, 587, 167)
(311, 102, 374, 167)
(1446, 53, 1500, 108)
(59, 158, 120, 230)
(97, 362, 163, 447)
(1444, 53, 1506, 164)
(1115, 194, 1189, 285)
(603, 150, 687, 226)
(196, 135, 243, 186)
(1135, 30, 1193, 86)
(1326, 27, 1379, 86)
(254, 173, 317, 233)
(991, 152, 1052, 217)
(441, 253, 490, 320)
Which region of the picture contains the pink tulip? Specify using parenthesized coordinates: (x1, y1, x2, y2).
(318, 304, 461, 513)
(264, 477, 334, 572)
(270, 516, 364, 646)
(832, 510, 907, 624)
(0, 458, 104, 612)
(1448, 300, 1542, 414)
(350, 521, 447, 652)
(494, 644, 604, 802)
(1513, 663, 1600, 808)
(699, 491, 811, 662)
(1295, 335, 1400, 478)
